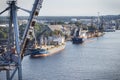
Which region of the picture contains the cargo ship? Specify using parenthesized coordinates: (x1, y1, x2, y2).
(30, 43, 65, 57)
(29, 36, 66, 57)
(72, 28, 83, 44)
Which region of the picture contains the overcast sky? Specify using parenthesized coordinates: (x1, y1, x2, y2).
(0, 0, 120, 16)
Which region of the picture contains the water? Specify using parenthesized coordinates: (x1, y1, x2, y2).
(1, 31, 120, 80)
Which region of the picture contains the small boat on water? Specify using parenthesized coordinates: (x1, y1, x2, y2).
(72, 37, 83, 44)
(30, 44, 65, 57)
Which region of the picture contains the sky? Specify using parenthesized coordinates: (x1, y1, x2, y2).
(0, 0, 120, 16)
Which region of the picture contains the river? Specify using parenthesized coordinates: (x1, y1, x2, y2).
(1, 30, 120, 80)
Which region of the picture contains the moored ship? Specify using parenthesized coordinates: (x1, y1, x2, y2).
(72, 28, 84, 44)
(29, 36, 66, 57)
(72, 37, 83, 44)
(30, 43, 65, 57)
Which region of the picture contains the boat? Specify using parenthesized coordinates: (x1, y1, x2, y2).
(72, 37, 83, 44)
(30, 48, 48, 57)
(72, 28, 83, 44)
(28, 26, 66, 57)
(104, 29, 115, 32)
(30, 43, 65, 57)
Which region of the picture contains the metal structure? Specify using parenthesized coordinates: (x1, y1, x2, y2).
(0, 0, 44, 80)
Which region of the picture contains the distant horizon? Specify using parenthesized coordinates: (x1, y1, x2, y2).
(0, 14, 120, 17)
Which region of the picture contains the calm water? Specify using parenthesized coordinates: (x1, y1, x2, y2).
(1, 31, 120, 80)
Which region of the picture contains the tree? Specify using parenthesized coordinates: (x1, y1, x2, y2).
(19, 24, 26, 39)
(0, 27, 8, 39)
(74, 21, 82, 28)
(52, 30, 64, 36)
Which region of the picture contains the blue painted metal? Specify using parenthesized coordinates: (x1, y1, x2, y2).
(0, 7, 10, 15)
(11, 1, 22, 80)
(22, 0, 43, 40)
(21, 0, 44, 58)
(0, 0, 44, 80)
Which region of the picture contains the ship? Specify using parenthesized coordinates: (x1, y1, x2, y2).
(72, 37, 83, 44)
(29, 36, 66, 57)
(30, 43, 65, 57)
(72, 28, 83, 44)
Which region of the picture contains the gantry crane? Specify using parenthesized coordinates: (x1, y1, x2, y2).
(0, 0, 44, 80)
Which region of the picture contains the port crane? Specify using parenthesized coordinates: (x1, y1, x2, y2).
(0, 0, 44, 80)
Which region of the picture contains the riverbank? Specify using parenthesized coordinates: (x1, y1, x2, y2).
(1, 31, 120, 80)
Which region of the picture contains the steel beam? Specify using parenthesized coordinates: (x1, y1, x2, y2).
(11, 1, 22, 80)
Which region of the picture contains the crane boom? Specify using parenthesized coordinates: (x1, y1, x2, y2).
(20, 0, 43, 59)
